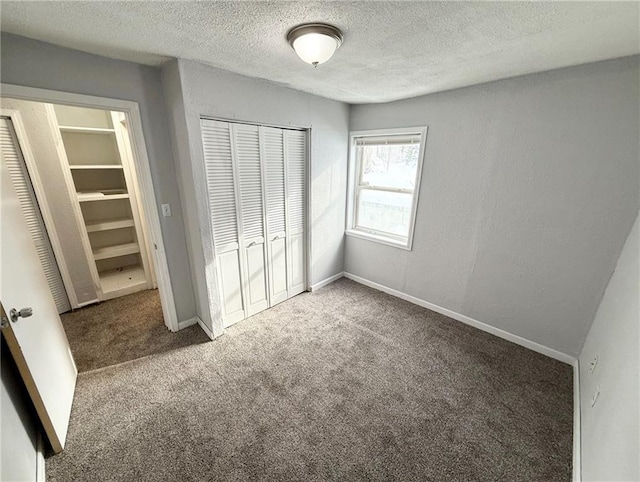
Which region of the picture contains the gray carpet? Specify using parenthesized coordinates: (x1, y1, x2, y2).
(60, 289, 210, 372)
(48, 278, 573, 481)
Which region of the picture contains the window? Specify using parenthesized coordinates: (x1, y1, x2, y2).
(346, 127, 427, 250)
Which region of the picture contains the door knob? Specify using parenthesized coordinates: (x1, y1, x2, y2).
(10, 307, 33, 323)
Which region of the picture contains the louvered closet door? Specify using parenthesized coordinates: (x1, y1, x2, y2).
(201, 119, 246, 326)
(233, 123, 269, 316)
(0, 117, 71, 314)
(261, 127, 288, 306)
(284, 129, 307, 296)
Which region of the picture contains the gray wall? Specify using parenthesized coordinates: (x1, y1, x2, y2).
(0, 33, 196, 322)
(348, 56, 640, 356)
(579, 213, 639, 481)
(162, 59, 349, 335)
(161, 60, 210, 331)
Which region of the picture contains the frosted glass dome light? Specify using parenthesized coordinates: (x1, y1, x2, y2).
(287, 24, 343, 67)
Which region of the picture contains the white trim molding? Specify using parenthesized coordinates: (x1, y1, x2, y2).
(343, 272, 576, 365)
(309, 271, 344, 292)
(573, 359, 582, 482)
(36, 432, 45, 482)
(196, 317, 216, 340)
(76, 298, 100, 309)
(177, 316, 199, 331)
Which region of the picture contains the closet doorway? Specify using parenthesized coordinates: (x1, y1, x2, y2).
(0, 85, 202, 371)
(201, 119, 308, 328)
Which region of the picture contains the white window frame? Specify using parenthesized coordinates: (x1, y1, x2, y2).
(346, 126, 428, 250)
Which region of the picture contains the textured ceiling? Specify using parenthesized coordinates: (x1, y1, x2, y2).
(1, 1, 639, 104)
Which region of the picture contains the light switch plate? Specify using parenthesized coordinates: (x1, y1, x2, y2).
(161, 203, 172, 217)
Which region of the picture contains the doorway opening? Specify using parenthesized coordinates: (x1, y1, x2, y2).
(1, 89, 207, 371)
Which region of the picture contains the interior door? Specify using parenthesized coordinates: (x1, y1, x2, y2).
(233, 123, 269, 316)
(0, 149, 77, 453)
(261, 127, 288, 306)
(284, 129, 307, 297)
(1, 116, 71, 314)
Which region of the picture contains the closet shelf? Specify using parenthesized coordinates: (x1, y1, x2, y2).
(99, 265, 147, 300)
(59, 126, 115, 134)
(77, 191, 129, 202)
(69, 164, 123, 170)
(52, 105, 152, 304)
(92, 242, 140, 260)
(86, 218, 135, 233)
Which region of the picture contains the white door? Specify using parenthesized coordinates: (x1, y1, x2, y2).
(233, 123, 269, 317)
(0, 150, 77, 453)
(1, 117, 71, 314)
(201, 119, 246, 327)
(261, 127, 288, 306)
(284, 129, 307, 296)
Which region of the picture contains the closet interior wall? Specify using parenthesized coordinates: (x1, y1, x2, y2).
(201, 119, 307, 327)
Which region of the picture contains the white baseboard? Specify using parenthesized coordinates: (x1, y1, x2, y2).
(309, 271, 344, 292)
(343, 272, 576, 365)
(196, 317, 216, 340)
(573, 359, 582, 482)
(177, 316, 198, 330)
(75, 298, 99, 309)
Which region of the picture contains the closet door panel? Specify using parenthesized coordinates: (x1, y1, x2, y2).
(289, 233, 305, 291)
(202, 120, 308, 326)
(201, 119, 246, 325)
(284, 130, 307, 296)
(262, 127, 288, 306)
(233, 124, 268, 316)
(270, 236, 288, 299)
(217, 249, 244, 325)
(245, 243, 269, 309)
(0, 118, 71, 314)
(235, 124, 264, 242)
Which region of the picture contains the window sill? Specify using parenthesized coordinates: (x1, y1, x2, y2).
(345, 229, 412, 251)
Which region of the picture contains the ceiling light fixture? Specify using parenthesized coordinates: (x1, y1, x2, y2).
(287, 23, 343, 67)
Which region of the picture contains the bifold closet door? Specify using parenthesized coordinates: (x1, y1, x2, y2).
(0, 117, 71, 314)
(233, 123, 269, 316)
(284, 129, 306, 297)
(201, 119, 245, 326)
(202, 119, 306, 327)
(262, 127, 288, 306)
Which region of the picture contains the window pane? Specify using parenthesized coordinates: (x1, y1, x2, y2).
(356, 189, 413, 238)
(359, 143, 420, 190)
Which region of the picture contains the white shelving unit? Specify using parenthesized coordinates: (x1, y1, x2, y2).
(92, 242, 140, 261)
(58, 126, 115, 134)
(77, 192, 129, 202)
(85, 218, 135, 233)
(69, 165, 124, 170)
(51, 104, 154, 302)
